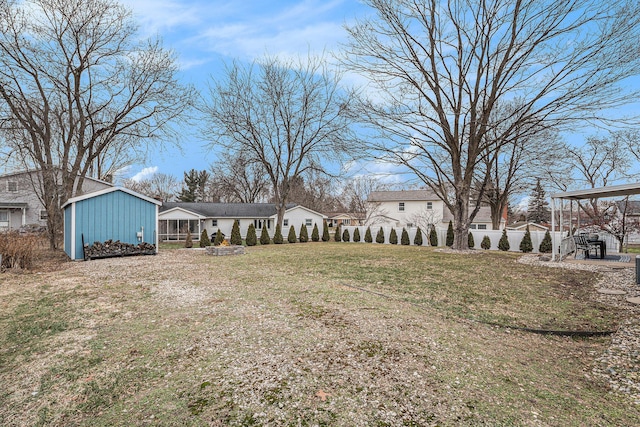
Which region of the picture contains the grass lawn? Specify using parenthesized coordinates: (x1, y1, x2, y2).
(1, 243, 638, 426)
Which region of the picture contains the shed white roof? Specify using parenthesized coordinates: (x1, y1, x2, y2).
(62, 187, 162, 208)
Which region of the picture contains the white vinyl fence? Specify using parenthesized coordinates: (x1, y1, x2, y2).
(338, 226, 620, 254)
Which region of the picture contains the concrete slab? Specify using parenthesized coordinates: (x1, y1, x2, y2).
(597, 288, 627, 295)
(626, 297, 640, 305)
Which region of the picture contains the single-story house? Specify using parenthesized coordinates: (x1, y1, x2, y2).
(0, 169, 112, 231)
(63, 187, 161, 260)
(506, 221, 549, 232)
(324, 212, 365, 227)
(158, 202, 327, 241)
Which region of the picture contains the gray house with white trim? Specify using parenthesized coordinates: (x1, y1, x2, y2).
(0, 170, 112, 231)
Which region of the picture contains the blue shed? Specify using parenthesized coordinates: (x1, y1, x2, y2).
(62, 187, 162, 260)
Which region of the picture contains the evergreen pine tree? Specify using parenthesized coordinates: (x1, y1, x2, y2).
(481, 235, 491, 250)
(273, 224, 284, 244)
(322, 220, 330, 242)
(414, 227, 423, 246)
(519, 225, 533, 253)
(288, 225, 297, 243)
(299, 224, 309, 243)
(446, 220, 454, 247)
(401, 228, 410, 245)
(311, 223, 320, 242)
(334, 224, 342, 242)
(498, 229, 510, 251)
(184, 229, 193, 248)
(260, 226, 270, 245)
(213, 228, 224, 246)
(539, 230, 552, 253)
(527, 178, 551, 223)
(342, 228, 350, 242)
(364, 227, 373, 243)
(376, 227, 385, 243)
(353, 227, 361, 242)
(389, 228, 398, 244)
(429, 227, 438, 246)
(246, 224, 257, 246)
(468, 232, 475, 249)
(199, 229, 210, 247)
(230, 220, 242, 245)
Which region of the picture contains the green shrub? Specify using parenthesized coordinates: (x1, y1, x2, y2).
(468, 232, 475, 249)
(299, 224, 308, 243)
(519, 225, 533, 253)
(389, 228, 398, 244)
(288, 225, 297, 243)
(213, 228, 224, 246)
(184, 229, 193, 248)
(342, 228, 350, 242)
(429, 227, 438, 246)
(401, 228, 410, 245)
(446, 220, 454, 247)
(414, 227, 423, 246)
(376, 227, 385, 244)
(246, 224, 257, 246)
(273, 224, 284, 244)
(260, 226, 270, 245)
(199, 229, 210, 247)
(230, 220, 242, 245)
(353, 227, 361, 242)
(322, 220, 330, 242)
(498, 229, 510, 251)
(481, 235, 491, 250)
(364, 227, 373, 243)
(539, 230, 552, 253)
(311, 223, 319, 242)
(334, 225, 342, 242)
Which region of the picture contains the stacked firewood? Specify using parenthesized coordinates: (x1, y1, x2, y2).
(83, 239, 156, 260)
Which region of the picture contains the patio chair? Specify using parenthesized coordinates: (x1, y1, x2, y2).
(573, 235, 600, 259)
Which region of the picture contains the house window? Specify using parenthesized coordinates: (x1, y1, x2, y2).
(342, 219, 351, 226)
(398, 202, 405, 212)
(7, 181, 17, 192)
(305, 218, 312, 227)
(406, 222, 414, 227)
(212, 219, 217, 227)
(0, 210, 8, 227)
(40, 210, 48, 220)
(426, 202, 433, 210)
(469, 224, 477, 229)
(477, 224, 487, 230)
(283, 219, 289, 226)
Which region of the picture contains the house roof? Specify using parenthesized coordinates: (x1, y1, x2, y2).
(506, 221, 549, 231)
(323, 212, 365, 220)
(0, 168, 113, 187)
(62, 187, 162, 208)
(160, 202, 299, 218)
(368, 189, 439, 202)
(442, 206, 496, 224)
(0, 202, 28, 209)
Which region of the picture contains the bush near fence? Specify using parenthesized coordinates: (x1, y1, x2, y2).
(336, 226, 610, 254)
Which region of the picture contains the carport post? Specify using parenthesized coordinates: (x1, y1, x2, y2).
(551, 196, 556, 261)
(636, 256, 640, 285)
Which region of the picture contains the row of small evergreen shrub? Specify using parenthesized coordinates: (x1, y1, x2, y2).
(185, 219, 553, 253)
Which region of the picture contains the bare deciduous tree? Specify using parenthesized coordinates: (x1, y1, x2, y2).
(208, 151, 270, 203)
(341, 0, 640, 249)
(202, 55, 356, 228)
(0, 0, 195, 247)
(121, 173, 179, 202)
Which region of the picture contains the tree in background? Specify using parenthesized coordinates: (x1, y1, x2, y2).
(498, 230, 510, 251)
(334, 224, 342, 242)
(0, 0, 194, 248)
(178, 169, 210, 202)
(527, 179, 551, 224)
(121, 172, 179, 202)
(245, 224, 257, 246)
(203, 54, 356, 230)
(213, 228, 224, 246)
(230, 220, 242, 245)
(311, 224, 319, 242)
(273, 224, 283, 244)
(365, 227, 373, 243)
(401, 228, 409, 245)
(389, 228, 398, 245)
(342, 228, 350, 243)
(539, 231, 552, 253)
(260, 226, 271, 245)
(413, 227, 423, 246)
(429, 227, 438, 247)
(481, 235, 491, 250)
(353, 227, 361, 243)
(468, 233, 475, 249)
(342, 0, 640, 249)
(199, 229, 210, 248)
(208, 151, 269, 203)
(376, 227, 385, 244)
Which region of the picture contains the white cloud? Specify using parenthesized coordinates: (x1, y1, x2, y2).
(130, 166, 159, 182)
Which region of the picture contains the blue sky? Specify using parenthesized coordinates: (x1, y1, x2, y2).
(119, 0, 377, 182)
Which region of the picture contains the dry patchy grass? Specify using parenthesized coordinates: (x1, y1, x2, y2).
(0, 243, 637, 426)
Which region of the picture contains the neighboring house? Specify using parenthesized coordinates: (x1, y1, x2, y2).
(0, 170, 112, 231)
(366, 189, 504, 230)
(506, 221, 549, 232)
(158, 202, 327, 241)
(324, 212, 365, 227)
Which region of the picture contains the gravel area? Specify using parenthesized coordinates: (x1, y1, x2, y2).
(519, 254, 640, 404)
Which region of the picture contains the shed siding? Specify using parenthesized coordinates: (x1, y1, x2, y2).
(64, 207, 72, 258)
(70, 190, 157, 260)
